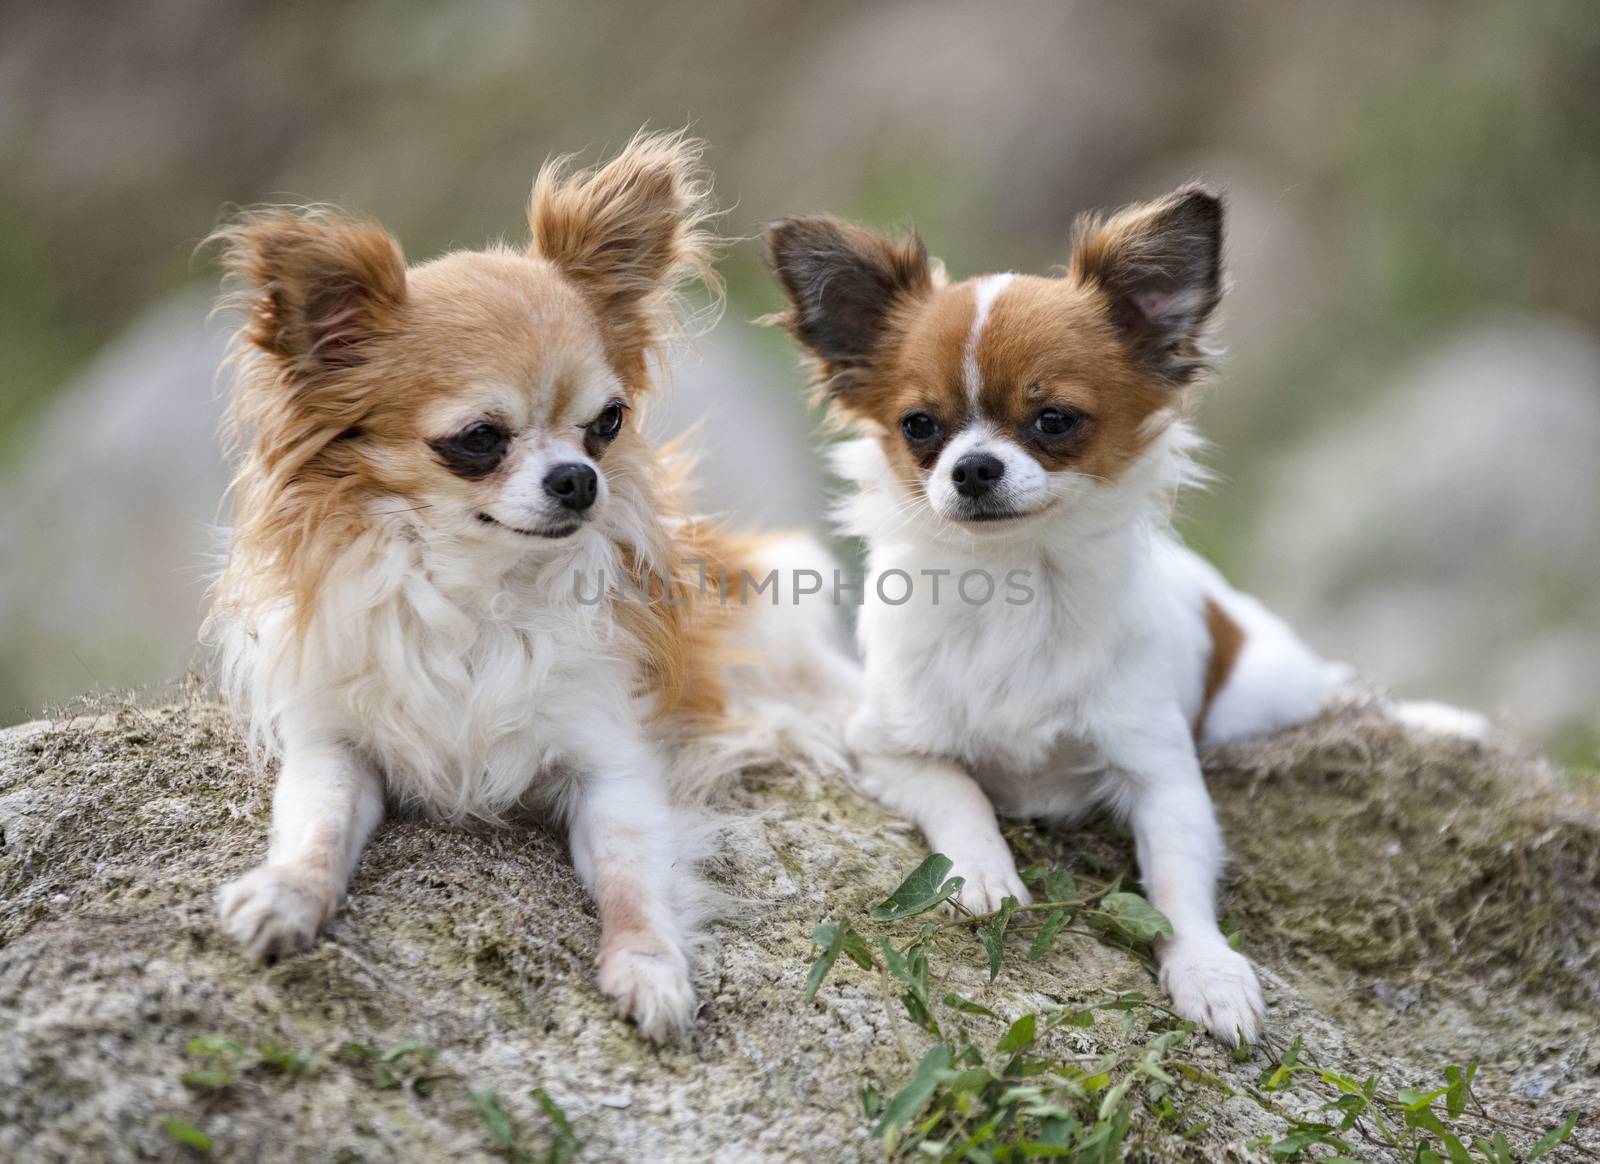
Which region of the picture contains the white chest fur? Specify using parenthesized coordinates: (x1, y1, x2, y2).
(839, 435, 1213, 821)
(856, 537, 1133, 813)
(228, 524, 640, 822)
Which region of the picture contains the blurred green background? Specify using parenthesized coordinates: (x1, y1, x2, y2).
(1, 1, 1596, 770)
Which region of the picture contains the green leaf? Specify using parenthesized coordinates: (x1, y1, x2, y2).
(531, 1087, 581, 1163)
(900, 988, 940, 1035)
(872, 1043, 952, 1137)
(869, 854, 965, 920)
(879, 938, 911, 983)
(184, 1035, 242, 1058)
(1475, 1132, 1515, 1164)
(860, 1083, 882, 1119)
(1270, 1126, 1352, 1157)
(1529, 1111, 1579, 1159)
(378, 1040, 435, 1063)
(943, 993, 999, 1019)
(980, 896, 1018, 981)
(942, 1067, 997, 1094)
(880, 942, 939, 1033)
(1261, 1063, 1296, 1092)
(1405, 1104, 1448, 1137)
(1398, 1086, 1449, 1112)
(469, 1088, 516, 1150)
(882, 940, 935, 1019)
(1096, 892, 1173, 944)
(804, 921, 848, 1000)
(1077, 1097, 1132, 1164)
(1270, 1131, 1318, 1157)
(1042, 1115, 1077, 1145)
(160, 1118, 213, 1152)
(1028, 865, 1076, 905)
(1444, 1062, 1477, 1120)
(1029, 909, 1069, 962)
(179, 1069, 234, 1090)
(1221, 913, 1246, 952)
(1097, 1076, 1136, 1123)
(256, 1041, 312, 1076)
(1316, 1069, 1363, 1095)
(997, 1013, 1037, 1057)
(841, 929, 874, 970)
(1027, 1113, 1078, 1152)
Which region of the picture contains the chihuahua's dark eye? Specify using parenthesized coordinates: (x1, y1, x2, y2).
(589, 402, 625, 440)
(901, 412, 942, 443)
(1034, 407, 1085, 438)
(584, 400, 628, 457)
(430, 422, 510, 480)
(455, 423, 507, 456)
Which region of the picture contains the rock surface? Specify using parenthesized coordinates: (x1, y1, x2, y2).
(1, 698, 1596, 1162)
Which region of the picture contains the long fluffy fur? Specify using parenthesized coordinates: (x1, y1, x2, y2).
(206, 131, 854, 1043)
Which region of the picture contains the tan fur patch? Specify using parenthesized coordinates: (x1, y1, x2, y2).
(973, 277, 1171, 482)
(529, 130, 720, 395)
(1197, 598, 1245, 735)
(869, 283, 978, 488)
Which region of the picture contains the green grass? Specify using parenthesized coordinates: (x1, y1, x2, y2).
(804, 853, 1588, 1162)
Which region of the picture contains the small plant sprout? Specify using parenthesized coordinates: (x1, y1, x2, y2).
(802, 854, 1589, 1160)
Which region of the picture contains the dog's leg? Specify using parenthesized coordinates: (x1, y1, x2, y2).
(852, 736, 1030, 914)
(219, 737, 384, 960)
(1100, 714, 1264, 1046)
(565, 732, 697, 1043)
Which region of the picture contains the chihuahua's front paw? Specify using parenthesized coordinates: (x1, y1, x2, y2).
(1159, 940, 1265, 1047)
(954, 858, 1032, 915)
(218, 864, 334, 961)
(597, 940, 696, 1043)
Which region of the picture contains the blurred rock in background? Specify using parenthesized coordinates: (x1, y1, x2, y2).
(0, 290, 229, 715)
(1243, 315, 1600, 745)
(1, 1, 1595, 769)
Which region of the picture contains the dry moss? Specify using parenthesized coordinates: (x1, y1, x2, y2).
(1, 698, 1595, 1161)
(1210, 711, 1599, 1003)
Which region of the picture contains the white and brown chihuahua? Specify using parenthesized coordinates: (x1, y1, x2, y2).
(765, 187, 1484, 1045)
(209, 132, 852, 1041)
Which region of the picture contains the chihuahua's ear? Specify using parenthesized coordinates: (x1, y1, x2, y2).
(528, 130, 717, 386)
(1069, 185, 1223, 385)
(764, 216, 933, 400)
(216, 209, 407, 381)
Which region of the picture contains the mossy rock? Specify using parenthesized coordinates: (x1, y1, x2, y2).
(1, 698, 1595, 1161)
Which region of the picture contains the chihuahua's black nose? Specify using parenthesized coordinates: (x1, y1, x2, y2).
(543, 463, 598, 511)
(952, 453, 1005, 499)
